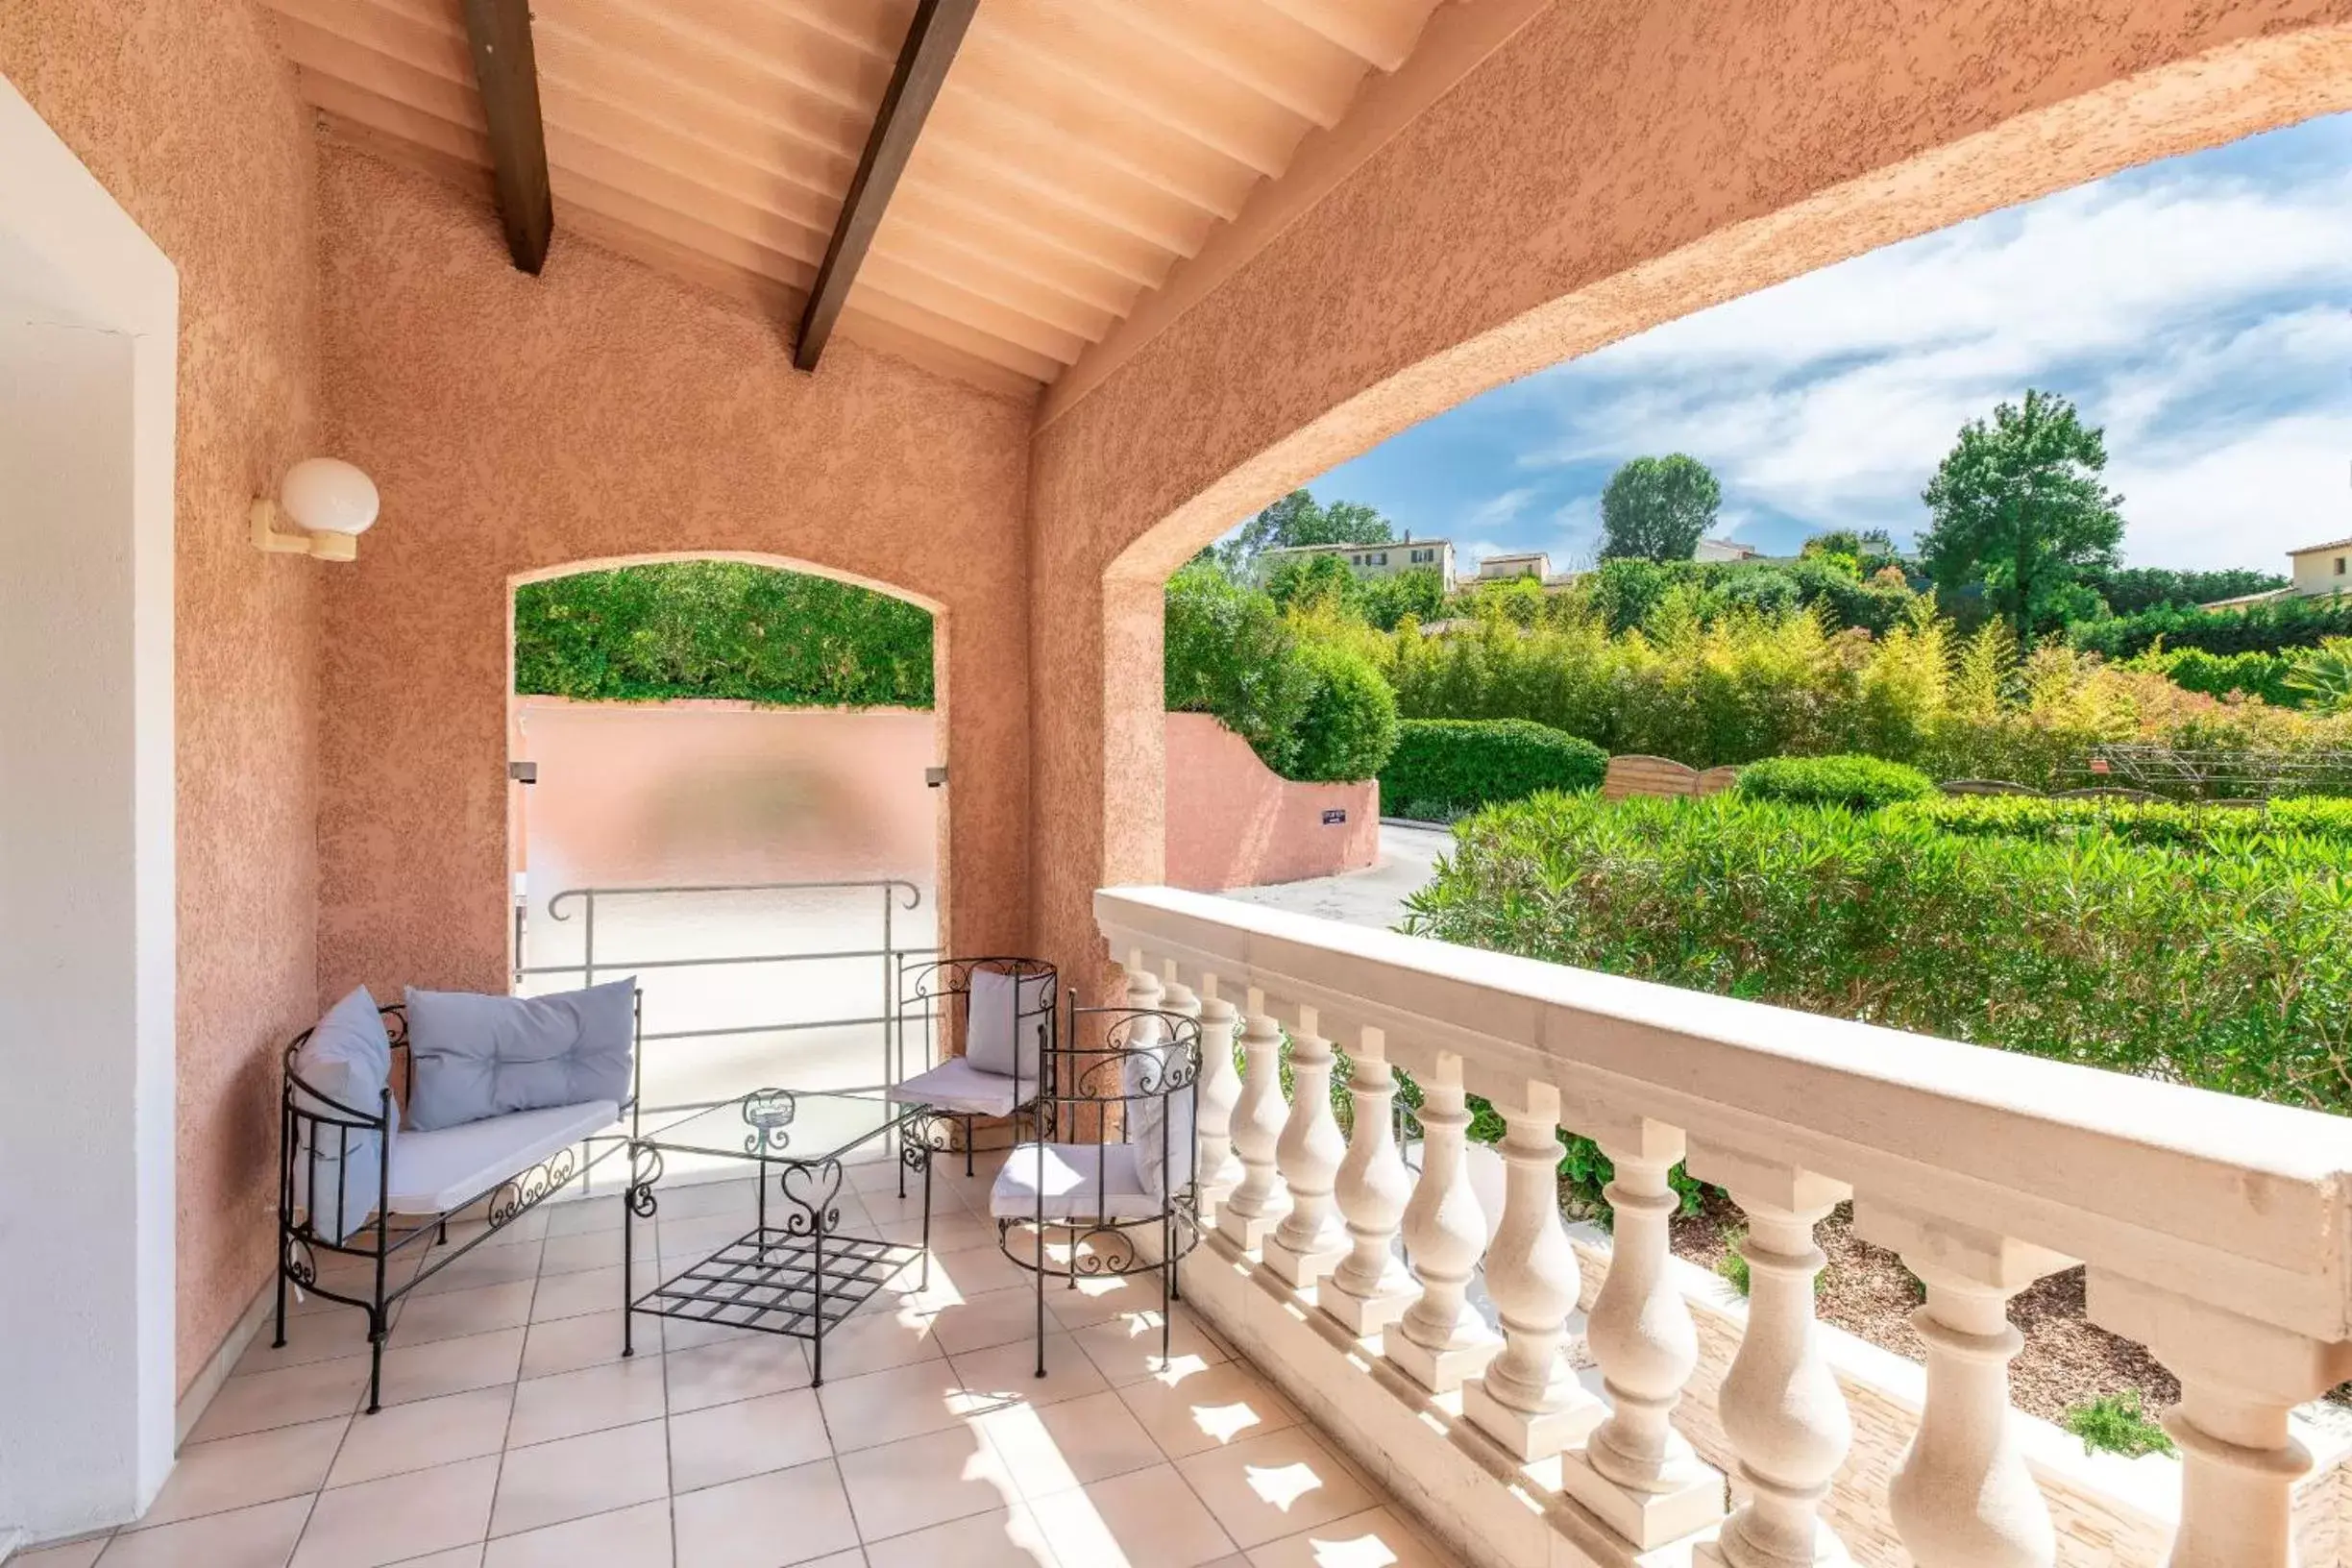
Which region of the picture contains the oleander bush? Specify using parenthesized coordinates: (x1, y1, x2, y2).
(1379, 719, 1607, 818)
(1734, 754, 1937, 811)
(1885, 794, 2352, 849)
(1403, 792, 2352, 1115)
(515, 560, 933, 707)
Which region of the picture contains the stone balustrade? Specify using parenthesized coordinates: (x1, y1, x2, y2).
(1096, 885, 2352, 1568)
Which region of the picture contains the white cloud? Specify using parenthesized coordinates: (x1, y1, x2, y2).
(1507, 149, 2352, 567)
(1458, 487, 1536, 532)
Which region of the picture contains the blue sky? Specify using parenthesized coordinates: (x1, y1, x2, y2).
(1288, 112, 2352, 574)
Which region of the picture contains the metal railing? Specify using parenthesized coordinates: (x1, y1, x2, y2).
(515, 879, 936, 1119)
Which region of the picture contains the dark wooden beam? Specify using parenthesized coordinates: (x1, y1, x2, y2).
(461, 0, 553, 275)
(794, 0, 979, 371)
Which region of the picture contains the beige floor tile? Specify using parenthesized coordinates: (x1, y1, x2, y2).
(507, 1357, 667, 1449)
(519, 1311, 644, 1380)
(479, 1499, 673, 1568)
(643, 1175, 759, 1220)
(443, 1208, 552, 1250)
(329, 1386, 514, 1488)
(671, 1460, 860, 1568)
(11, 1538, 109, 1568)
(861, 1505, 1056, 1568)
(542, 1194, 630, 1237)
(389, 1282, 537, 1346)
(925, 1289, 1059, 1358)
(1173, 1431, 1378, 1551)
(1039, 1274, 1165, 1332)
(975, 1390, 1163, 1501)
(129, 1418, 345, 1530)
(528, 1264, 626, 1323)
(836, 1424, 1016, 1542)
(656, 1314, 753, 1353)
(290, 1456, 500, 1568)
(1115, 1363, 1299, 1460)
(1029, 1465, 1236, 1568)
(655, 1213, 762, 1259)
(412, 1243, 546, 1297)
(1071, 1312, 1227, 1388)
(661, 1334, 809, 1413)
(94, 1497, 311, 1568)
(807, 1307, 944, 1381)
(380, 1328, 527, 1407)
(538, 1227, 656, 1279)
(190, 1355, 369, 1442)
(902, 1245, 1030, 1305)
(949, 1336, 1106, 1410)
(233, 1307, 373, 1375)
(489, 1419, 668, 1539)
(794, 1556, 866, 1568)
(389, 1553, 481, 1568)
(1241, 1507, 1449, 1568)
(875, 1213, 997, 1255)
(817, 1359, 973, 1454)
(668, 1388, 831, 1493)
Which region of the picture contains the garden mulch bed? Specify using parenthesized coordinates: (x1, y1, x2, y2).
(1662, 1189, 2179, 1424)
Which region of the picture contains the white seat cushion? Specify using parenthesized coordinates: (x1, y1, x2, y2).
(992, 1141, 1160, 1223)
(386, 1099, 618, 1214)
(888, 1056, 1028, 1117)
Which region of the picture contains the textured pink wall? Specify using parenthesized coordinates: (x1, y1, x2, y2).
(314, 146, 1031, 1010)
(1027, 1, 2352, 998)
(1164, 715, 1377, 892)
(0, 1, 323, 1388)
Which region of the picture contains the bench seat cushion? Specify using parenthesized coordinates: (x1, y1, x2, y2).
(992, 1141, 1159, 1223)
(386, 1099, 618, 1215)
(886, 1056, 1032, 1117)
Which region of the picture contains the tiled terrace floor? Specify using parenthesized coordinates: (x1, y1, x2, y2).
(15, 1156, 1446, 1568)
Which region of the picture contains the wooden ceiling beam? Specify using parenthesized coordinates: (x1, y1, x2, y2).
(460, 0, 554, 272)
(794, 0, 978, 372)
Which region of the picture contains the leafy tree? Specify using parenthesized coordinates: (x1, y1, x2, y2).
(1355, 568, 1447, 632)
(1919, 390, 2123, 638)
(2083, 565, 2289, 615)
(1221, 488, 1394, 572)
(1263, 551, 1357, 613)
(1599, 454, 1722, 562)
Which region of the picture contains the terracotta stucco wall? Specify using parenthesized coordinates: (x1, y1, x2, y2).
(313, 147, 1031, 1009)
(0, 0, 323, 1390)
(1164, 714, 1378, 892)
(1027, 0, 2352, 994)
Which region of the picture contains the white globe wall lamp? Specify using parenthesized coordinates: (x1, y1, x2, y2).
(252, 457, 380, 562)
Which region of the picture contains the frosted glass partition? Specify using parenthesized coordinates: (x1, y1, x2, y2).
(513, 698, 941, 1170)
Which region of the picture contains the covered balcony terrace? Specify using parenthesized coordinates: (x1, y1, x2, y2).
(8, 2, 2352, 1565)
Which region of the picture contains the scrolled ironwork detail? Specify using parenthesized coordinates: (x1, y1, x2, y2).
(283, 1233, 320, 1289)
(486, 1145, 576, 1229)
(626, 1142, 665, 1218)
(742, 1088, 796, 1155)
(777, 1158, 845, 1237)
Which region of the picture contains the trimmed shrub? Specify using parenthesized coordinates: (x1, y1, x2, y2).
(1733, 754, 1936, 810)
(1403, 793, 2352, 1115)
(1164, 564, 1318, 777)
(514, 561, 932, 708)
(1379, 719, 1606, 817)
(1288, 641, 1400, 783)
(2071, 593, 2352, 659)
(1885, 794, 2352, 850)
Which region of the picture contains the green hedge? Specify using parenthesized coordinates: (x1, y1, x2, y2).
(2071, 593, 2352, 659)
(1379, 719, 1606, 819)
(1885, 793, 2352, 849)
(1404, 793, 2352, 1114)
(1733, 754, 1936, 810)
(2128, 647, 2304, 707)
(1164, 565, 1398, 783)
(514, 561, 932, 707)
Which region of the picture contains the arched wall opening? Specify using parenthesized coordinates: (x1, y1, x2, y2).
(503, 553, 949, 1109)
(1028, 11, 2352, 992)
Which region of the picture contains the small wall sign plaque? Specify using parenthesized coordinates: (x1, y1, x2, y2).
(1321, 809, 1347, 825)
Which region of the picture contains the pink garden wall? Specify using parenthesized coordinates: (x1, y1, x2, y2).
(1164, 713, 1379, 893)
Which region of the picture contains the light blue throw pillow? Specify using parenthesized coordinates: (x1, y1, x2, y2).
(292, 986, 395, 1245)
(404, 979, 637, 1133)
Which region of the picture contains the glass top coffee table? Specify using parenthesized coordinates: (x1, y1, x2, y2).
(620, 1088, 942, 1384)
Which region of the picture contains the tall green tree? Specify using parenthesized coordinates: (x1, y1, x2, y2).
(1919, 389, 2123, 638)
(1220, 488, 1395, 572)
(1598, 455, 1722, 562)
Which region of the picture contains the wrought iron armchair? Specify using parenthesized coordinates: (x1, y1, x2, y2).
(990, 992, 1204, 1377)
(890, 956, 1058, 1182)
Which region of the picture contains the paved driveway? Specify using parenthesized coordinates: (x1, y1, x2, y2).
(1213, 821, 1455, 931)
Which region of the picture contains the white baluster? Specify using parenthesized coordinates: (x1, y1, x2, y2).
(1689, 1152, 1851, 1568)
(1855, 1204, 2066, 1568)
(1265, 1006, 1349, 1287)
(1319, 1026, 1416, 1335)
(1217, 991, 1291, 1250)
(1191, 975, 1242, 1221)
(1464, 1083, 1603, 1459)
(1558, 1118, 1724, 1548)
(1384, 1052, 1499, 1392)
(2090, 1274, 2352, 1568)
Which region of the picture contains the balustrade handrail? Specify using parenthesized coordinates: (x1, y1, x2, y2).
(1096, 884, 2352, 1342)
